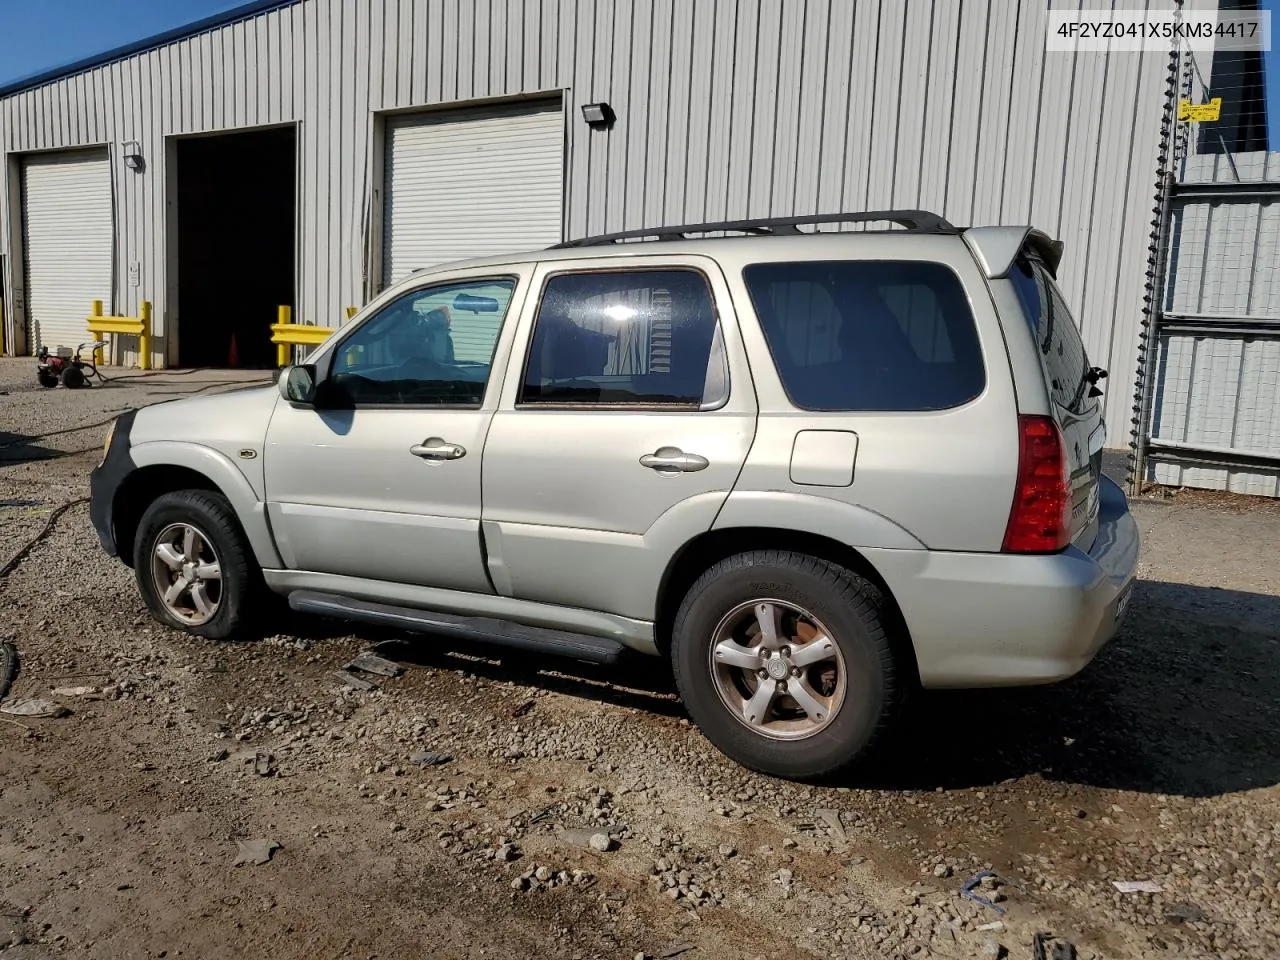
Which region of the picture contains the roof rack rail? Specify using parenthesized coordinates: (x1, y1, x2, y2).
(551, 210, 958, 248)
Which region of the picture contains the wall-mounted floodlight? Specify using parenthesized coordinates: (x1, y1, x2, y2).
(580, 102, 616, 128)
(122, 139, 144, 171)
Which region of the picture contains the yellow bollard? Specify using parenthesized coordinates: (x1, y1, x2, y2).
(276, 305, 292, 367)
(138, 300, 152, 370)
(91, 300, 105, 365)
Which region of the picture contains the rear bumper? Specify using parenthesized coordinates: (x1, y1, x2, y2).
(865, 475, 1140, 688)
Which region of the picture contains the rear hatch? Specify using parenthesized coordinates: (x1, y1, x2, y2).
(1008, 251, 1105, 550)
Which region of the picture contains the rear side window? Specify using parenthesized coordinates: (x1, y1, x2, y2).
(1009, 257, 1092, 414)
(519, 269, 726, 408)
(741, 260, 986, 411)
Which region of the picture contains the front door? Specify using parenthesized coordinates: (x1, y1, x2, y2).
(263, 274, 524, 592)
(481, 258, 758, 622)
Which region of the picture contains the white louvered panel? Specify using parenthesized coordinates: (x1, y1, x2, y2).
(22, 150, 113, 352)
(382, 100, 564, 292)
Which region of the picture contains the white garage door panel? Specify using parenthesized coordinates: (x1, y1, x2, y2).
(23, 150, 114, 352)
(383, 102, 563, 289)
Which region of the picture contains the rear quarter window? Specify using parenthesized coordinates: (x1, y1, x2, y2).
(741, 260, 986, 411)
(1008, 257, 1092, 415)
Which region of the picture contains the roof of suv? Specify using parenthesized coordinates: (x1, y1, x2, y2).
(399, 211, 1064, 287)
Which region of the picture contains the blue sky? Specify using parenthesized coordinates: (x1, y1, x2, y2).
(0, 0, 245, 86)
(2, 0, 1279, 147)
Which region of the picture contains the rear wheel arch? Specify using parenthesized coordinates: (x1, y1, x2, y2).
(655, 526, 920, 685)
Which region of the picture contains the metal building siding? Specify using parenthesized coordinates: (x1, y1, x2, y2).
(0, 0, 1168, 444)
(1168, 199, 1280, 319)
(1150, 335, 1280, 496)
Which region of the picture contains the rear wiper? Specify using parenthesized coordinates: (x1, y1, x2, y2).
(1085, 365, 1107, 397)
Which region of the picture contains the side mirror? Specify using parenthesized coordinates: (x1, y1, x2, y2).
(278, 364, 317, 405)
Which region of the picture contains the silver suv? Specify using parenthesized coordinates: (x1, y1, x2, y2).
(90, 211, 1139, 779)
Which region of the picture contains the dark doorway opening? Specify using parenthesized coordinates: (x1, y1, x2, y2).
(176, 127, 295, 368)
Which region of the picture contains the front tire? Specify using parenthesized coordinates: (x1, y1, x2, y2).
(60, 365, 86, 389)
(671, 550, 901, 780)
(133, 490, 258, 640)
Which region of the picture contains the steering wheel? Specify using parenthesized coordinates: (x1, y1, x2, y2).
(395, 355, 452, 380)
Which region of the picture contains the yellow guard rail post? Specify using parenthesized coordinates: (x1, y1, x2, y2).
(87, 300, 152, 370)
(270, 305, 336, 367)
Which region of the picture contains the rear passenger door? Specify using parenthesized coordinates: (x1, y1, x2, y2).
(481, 257, 757, 622)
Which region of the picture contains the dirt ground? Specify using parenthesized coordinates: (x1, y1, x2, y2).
(1, 356, 1277, 960)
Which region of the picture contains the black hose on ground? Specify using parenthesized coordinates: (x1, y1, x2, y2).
(0, 641, 17, 701)
(0, 497, 90, 581)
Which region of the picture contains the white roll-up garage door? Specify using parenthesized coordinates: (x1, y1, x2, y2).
(22, 149, 114, 352)
(383, 100, 564, 288)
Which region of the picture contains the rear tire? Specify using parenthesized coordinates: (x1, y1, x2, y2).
(133, 490, 260, 640)
(60, 365, 86, 389)
(671, 550, 901, 780)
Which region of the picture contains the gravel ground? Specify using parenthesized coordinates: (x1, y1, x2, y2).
(1, 356, 1278, 960)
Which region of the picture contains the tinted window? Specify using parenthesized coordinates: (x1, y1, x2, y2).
(328, 278, 515, 405)
(519, 269, 726, 407)
(1009, 257, 1091, 414)
(741, 260, 985, 411)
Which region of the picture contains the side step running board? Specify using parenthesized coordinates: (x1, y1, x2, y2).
(287, 591, 627, 665)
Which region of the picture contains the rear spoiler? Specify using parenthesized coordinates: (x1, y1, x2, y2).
(961, 226, 1065, 280)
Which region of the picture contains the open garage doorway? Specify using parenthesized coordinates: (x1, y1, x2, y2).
(175, 126, 295, 368)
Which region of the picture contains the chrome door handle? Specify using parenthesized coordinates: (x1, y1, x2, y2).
(410, 437, 466, 461)
(639, 447, 709, 474)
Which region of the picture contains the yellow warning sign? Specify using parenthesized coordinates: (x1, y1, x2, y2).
(1179, 98, 1222, 122)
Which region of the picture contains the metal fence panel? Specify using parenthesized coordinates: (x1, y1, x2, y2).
(1146, 188, 1280, 493)
(1166, 193, 1280, 319)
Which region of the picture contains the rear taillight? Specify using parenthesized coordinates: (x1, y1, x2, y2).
(1002, 415, 1071, 554)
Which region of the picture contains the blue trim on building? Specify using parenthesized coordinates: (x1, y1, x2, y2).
(0, 0, 300, 99)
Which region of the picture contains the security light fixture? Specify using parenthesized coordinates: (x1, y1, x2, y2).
(122, 139, 144, 171)
(580, 102, 615, 128)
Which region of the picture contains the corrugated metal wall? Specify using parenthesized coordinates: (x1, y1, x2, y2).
(1148, 150, 1280, 495)
(0, 0, 1173, 444)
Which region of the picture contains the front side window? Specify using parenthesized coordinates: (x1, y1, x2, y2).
(742, 260, 986, 411)
(328, 278, 516, 405)
(519, 269, 726, 408)
(1009, 256, 1092, 414)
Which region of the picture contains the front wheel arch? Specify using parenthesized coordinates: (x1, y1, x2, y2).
(133, 488, 263, 640)
(117, 442, 284, 570)
(112, 465, 221, 567)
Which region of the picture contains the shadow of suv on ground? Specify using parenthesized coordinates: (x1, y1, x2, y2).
(285, 575, 1279, 799)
